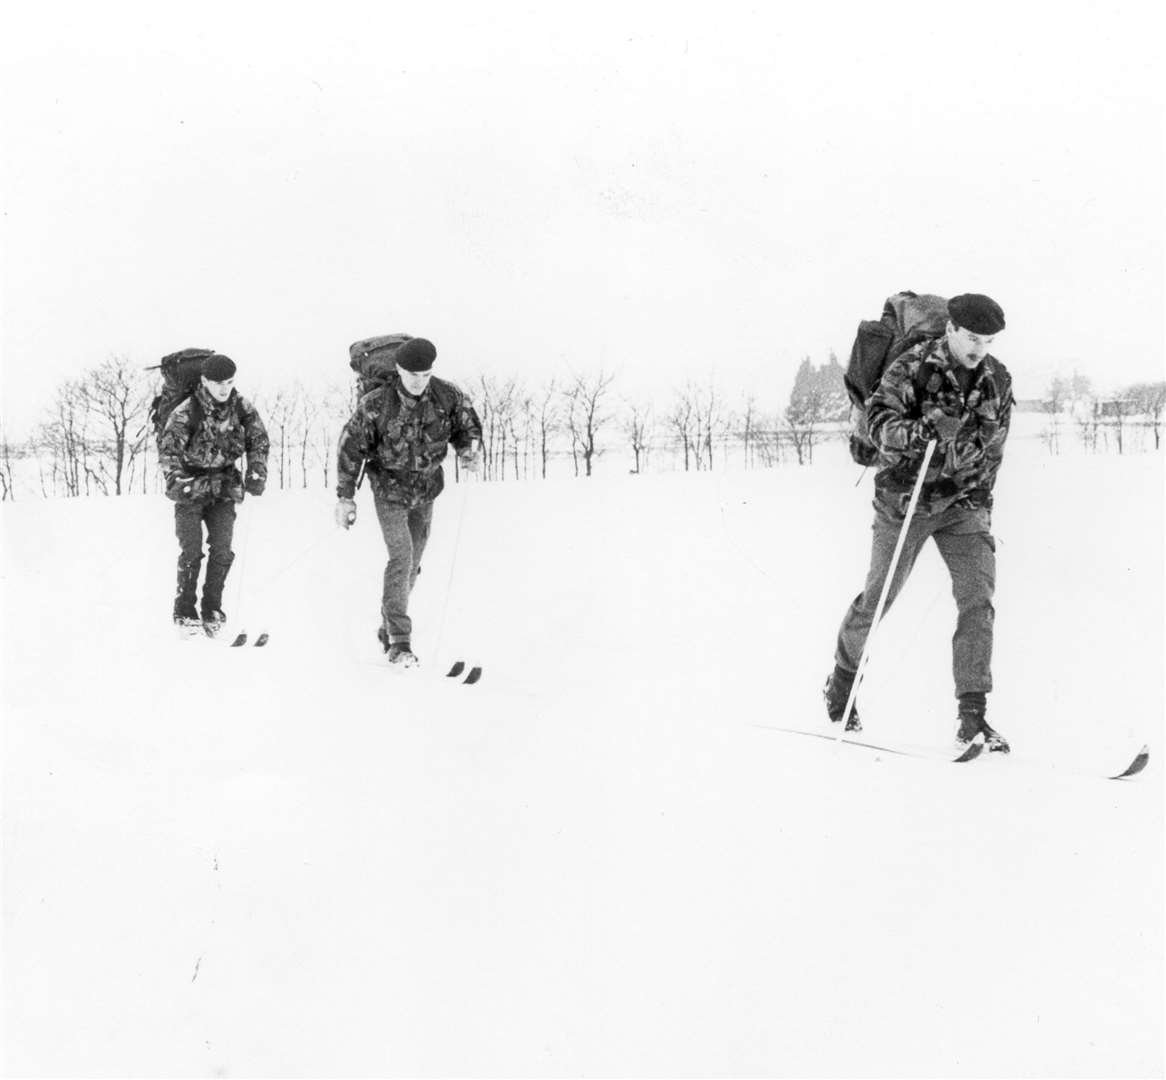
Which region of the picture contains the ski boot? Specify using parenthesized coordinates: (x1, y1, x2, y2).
(956, 696, 1010, 754)
(202, 610, 227, 640)
(174, 602, 203, 639)
(823, 667, 861, 732)
(387, 642, 420, 668)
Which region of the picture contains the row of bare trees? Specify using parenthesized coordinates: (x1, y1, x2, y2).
(30, 357, 156, 498)
(3, 352, 1162, 501)
(3, 354, 843, 500)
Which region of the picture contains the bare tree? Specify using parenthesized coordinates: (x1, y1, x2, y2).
(36, 380, 93, 497)
(623, 399, 653, 474)
(564, 370, 616, 477)
(505, 387, 536, 480)
(669, 388, 698, 472)
(296, 390, 319, 488)
(692, 382, 728, 470)
(475, 375, 520, 481)
(1109, 396, 1132, 454)
(738, 394, 760, 469)
(752, 418, 785, 467)
(261, 385, 304, 490)
(1127, 381, 1166, 450)
(1042, 375, 1070, 455)
(1075, 399, 1101, 453)
(77, 354, 153, 495)
(0, 427, 13, 500)
(1070, 370, 1094, 404)
(535, 379, 560, 479)
(514, 393, 536, 479)
(317, 381, 354, 488)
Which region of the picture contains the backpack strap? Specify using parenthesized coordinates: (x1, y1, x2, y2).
(188, 392, 204, 432)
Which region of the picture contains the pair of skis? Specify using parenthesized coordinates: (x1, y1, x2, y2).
(445, 660, 483, 685)
(176, 622, 266, 646)
(756, 723, 1150, 781)
(228, 631, 269, 648)
(383, 658, 483, 685)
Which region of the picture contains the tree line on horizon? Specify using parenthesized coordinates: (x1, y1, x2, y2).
(0, 354, 1162, 502)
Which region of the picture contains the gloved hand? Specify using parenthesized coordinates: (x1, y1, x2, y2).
(925, 408, 964, 444)
(335, 497, 357, 529)
(245, 473, 266, 496)
(457, 448, 481, 475)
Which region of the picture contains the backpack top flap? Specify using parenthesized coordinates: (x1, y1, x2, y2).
(885, 293, 949, 353)
(160, 346, 217, 370)
(349, 334, 413, 385)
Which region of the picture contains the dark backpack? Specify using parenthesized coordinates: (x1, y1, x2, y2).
(348, 334, 414, 396)
(146, 348, 216, 441)
(845, 292, 949, 465)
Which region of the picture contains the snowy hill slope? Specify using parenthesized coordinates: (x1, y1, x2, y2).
(2, 447, 1162, 1076)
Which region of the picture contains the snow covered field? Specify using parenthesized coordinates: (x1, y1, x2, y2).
(2, 443, 1162, 1077)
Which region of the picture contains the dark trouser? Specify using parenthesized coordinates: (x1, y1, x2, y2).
(835, 500, 997, 697)
(174, 500, 236, 618)
(374, 498, 434, 644)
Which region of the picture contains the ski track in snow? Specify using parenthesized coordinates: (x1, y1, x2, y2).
(2, 442, 1162, 1076)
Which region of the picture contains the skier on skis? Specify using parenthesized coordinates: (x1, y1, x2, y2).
(158, 353, 270, 637)
(824, 294, 1014, 751)
(334, 337, 482, 668)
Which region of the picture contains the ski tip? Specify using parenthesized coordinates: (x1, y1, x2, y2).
(954, 739, 985, 763)
(463, 666, 483, 685)
(1110, 744, 1150, 780)
(229, 633, 248, 647)
(254, 633, 269, 647)
(446, 660, 466, 678)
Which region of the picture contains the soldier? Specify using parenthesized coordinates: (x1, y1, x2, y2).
(158, 354, 270, 637)
(334, 337, 482, 668)
(824, 294, 1014, 751)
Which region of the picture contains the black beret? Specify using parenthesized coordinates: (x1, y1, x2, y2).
(947, 294, 1006, 335)
(201, 353, 237, 381)
(395, 338, 437, 372)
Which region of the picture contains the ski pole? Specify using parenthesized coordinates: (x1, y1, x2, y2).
(431, 450, 476, 662)
(837, 438, 937, 737)
(229, 495, 254, 619)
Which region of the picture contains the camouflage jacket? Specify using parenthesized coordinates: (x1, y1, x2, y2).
(335, 374, 483, 507)
(867, 337, 1013, 516)
(158, 385, 270, 504)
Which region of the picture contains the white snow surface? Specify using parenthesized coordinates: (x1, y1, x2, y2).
(2, 444, 1163, 1077)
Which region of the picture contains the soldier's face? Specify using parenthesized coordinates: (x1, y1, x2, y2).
(202, 376, 235, 402)
(946, 322, 997, 369)
(397, 366, 433, 396)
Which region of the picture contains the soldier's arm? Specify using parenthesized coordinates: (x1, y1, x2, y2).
(239, 397, 271, 482)
(449, 386, 483, 453)
(981, 372, 1013, 491)
(157, 404, 194, 482)
(335, 398, 376, 499)
(867, 356, 934, 462)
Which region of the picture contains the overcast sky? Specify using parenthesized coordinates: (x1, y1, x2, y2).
(1, 1, 1163, 437)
